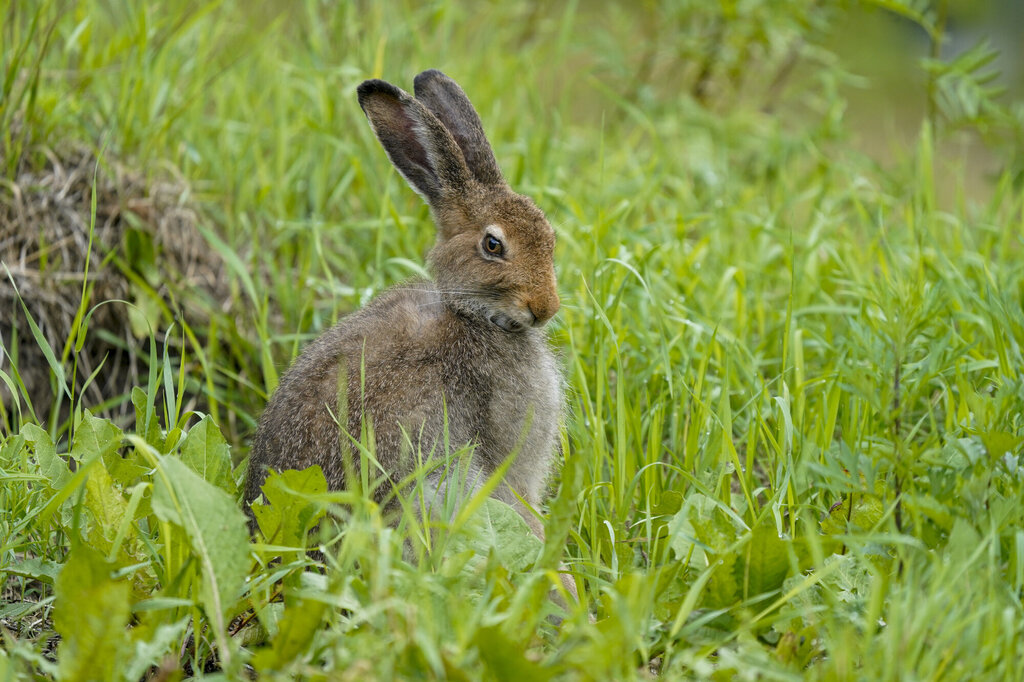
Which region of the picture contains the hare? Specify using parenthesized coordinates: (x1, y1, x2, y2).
(244, 70, 563, 549)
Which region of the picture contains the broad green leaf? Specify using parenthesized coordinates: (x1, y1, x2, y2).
(0, 600, 48, 622)
(537, 435, 579, 570)
(84, 463, 133, 562)
(703, 551, 740, 608)
(75, 405, 146, 486)
(667, 493, 731, 563)
(127, 281, 164, 339)
(474, 498, 543, 573)
(668, 496, 709, 563)
(5, 557, 61, 585)
(0, 648, 17, 679)
(179, 415, 235, 494)
(151, 455, 249, 661)
(251, 466, 327, 547)
(821, 494, 885, 535)
(652, 490, 685, 517)
(904, 493, 954, 534)
(0, 432, 26, 465)
(947, 518, 983, 564)
(474, 625, 552, 682)
(670, 494, 745, 608)
(33, 453, 104, 529)
(445, 498, 543, 577)
(102, 445, 150, 487)
(737, 525, 790, 598)
(70, 410, 123, 463)
(824, 553, 874, 608)
(650, 562, 688, 623)
(252, 597, 329, 673)
(21, 424, 70, 489)
(981, 431, 1023, 459)
(53, 543, 130, 682)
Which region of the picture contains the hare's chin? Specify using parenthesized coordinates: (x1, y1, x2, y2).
(489, 312, 527, 333)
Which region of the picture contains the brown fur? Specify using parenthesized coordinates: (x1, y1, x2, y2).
(244, 71, 563, 543)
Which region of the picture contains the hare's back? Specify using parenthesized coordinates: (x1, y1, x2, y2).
(245, 282, 447, 499)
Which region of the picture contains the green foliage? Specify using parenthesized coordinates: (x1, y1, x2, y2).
(177, 415, 236, 495)
(2, 0, 1024, 679)
(53, 543, 131, 682)
(250, 466, 326, 547)
(444, 497, 545, 584)
(149, 453, 250, 668)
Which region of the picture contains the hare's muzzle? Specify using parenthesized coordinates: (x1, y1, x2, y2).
(526, 289, 560, 327)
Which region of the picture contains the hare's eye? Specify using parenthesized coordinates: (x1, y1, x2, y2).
(483, 235, 504, 256)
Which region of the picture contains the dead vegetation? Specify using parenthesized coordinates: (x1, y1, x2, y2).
(0, 140, 228, 425)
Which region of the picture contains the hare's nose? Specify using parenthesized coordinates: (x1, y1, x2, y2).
(528, 293, 560, 327)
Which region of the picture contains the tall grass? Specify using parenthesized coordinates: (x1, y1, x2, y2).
(2, 0, 1023, 679)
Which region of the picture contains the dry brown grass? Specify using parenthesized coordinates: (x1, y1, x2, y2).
(1, 141, 228, 425)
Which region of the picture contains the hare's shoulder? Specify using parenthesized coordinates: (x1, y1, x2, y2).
(321, 281, 445, 354)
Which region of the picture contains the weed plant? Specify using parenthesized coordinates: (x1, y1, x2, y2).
(1, 1, 1023, 679)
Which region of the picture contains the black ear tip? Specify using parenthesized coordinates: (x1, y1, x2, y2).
(413, 69, 451, 92)
(357, 79, 403, 108)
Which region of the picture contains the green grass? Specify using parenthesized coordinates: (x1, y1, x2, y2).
(2, 0, 1024, 679)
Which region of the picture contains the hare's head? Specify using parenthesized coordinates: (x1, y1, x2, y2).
(357, 70, 559, 333)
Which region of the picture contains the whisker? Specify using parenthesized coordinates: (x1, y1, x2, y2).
(400, 285, 484, 296)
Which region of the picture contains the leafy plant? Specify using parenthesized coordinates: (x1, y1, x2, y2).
(2, 0, 1024, 679)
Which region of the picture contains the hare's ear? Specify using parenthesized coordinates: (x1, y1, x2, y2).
(357, 78, 472, 205)
(413, 70, 504, 187)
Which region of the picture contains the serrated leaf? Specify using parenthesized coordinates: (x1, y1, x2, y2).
(671, 493, 745, 609)
(151, 455, 249, 661)
(251, 466, 327, 547)
(53, 543, 131, 682)
(21, 424, 70, 489)
(179, 416, 235, 494)
(84, 462, 132, 562)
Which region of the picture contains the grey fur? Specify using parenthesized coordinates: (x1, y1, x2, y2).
(413, 69, 505, 187)
(245, 71, 563, 540)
